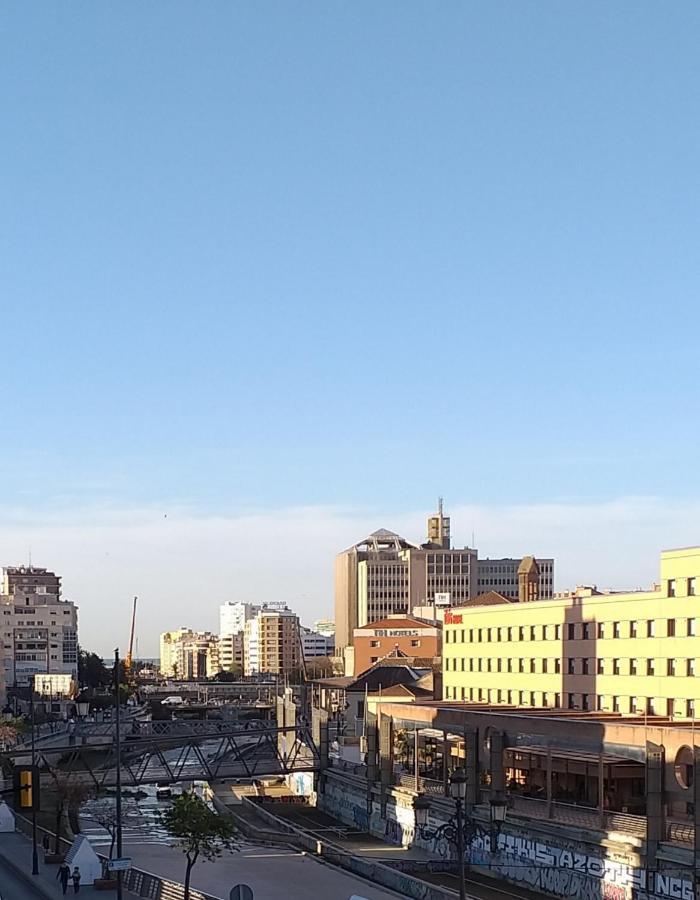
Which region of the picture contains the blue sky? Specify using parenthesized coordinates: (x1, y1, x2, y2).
(1, 4, 699, 651)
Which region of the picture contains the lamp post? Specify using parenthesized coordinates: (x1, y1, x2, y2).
(414, 770, 508, 900)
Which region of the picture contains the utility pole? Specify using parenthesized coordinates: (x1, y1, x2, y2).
(114, 649, 123, 900)
(30, 682, 39, 875)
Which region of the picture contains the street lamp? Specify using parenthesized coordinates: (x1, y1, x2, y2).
(414, 770, 508, 900)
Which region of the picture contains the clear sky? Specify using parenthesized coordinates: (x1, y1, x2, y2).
(1, 4, 698, 654)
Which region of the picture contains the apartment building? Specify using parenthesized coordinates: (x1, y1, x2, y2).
(0, 566, 78, 689)
(218, 632, 244, 673)
(244, 603, 301, 676)
(159, 628, 220, 679)
(220, 601, 259, 637)
(334, 502, 552, 650)
(443, 546, 700, 718)
(301, 628, 335, 659)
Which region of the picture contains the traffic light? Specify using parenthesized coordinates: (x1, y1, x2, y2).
(14, 766, 40, 811)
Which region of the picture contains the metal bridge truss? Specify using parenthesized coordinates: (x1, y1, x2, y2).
(1, 723, 320, 790)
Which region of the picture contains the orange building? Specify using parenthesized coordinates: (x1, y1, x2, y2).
(352, 614, 441, 675)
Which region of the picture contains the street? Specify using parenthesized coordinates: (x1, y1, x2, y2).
(0, 858, 45, 899)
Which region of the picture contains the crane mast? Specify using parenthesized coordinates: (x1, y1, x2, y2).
(126, 595, 137, 672)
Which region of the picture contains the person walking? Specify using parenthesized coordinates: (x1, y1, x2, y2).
(56, 862, 70, 895)
(71, 866, 81, 894)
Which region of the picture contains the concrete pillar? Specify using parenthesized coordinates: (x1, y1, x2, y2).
(489, 729, 505, 795)
(379, 715, 393, 815)
(546, 747, 553, 817)
(442, 730, 449, 797)
(693, 747, 700, 899)
(464, 728, 478, 807)
(645, 741, 665, 873)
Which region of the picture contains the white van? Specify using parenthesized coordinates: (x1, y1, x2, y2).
(161, 696, 184, 706)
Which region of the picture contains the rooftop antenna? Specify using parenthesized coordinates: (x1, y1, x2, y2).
(28, 547, 32, 568)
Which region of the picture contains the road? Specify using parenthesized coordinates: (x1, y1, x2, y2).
(0, 858, 45, 899)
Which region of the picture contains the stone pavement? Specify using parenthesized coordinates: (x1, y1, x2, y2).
(0, 830, 137, 899)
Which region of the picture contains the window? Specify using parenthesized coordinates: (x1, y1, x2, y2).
(469, 629, 474, 643)
(460, 629, 465, 643)
(519, 658, 525, 673)
(630, 658, 638, 675)
(597, 622, 605, 639)
(630, 620, 638, 638)
(411, 639, 420, 647)
(530, 625, 537, 641)
(612, 696, 620, 713)
(583, 622, 593, 640)
(461, 658, 465, 671)
(370, 640, 380, 647)
(568, 623, 576, 640)
(582, 658, 590, 675)
(688, 659, 696, 677)
(647, 620, 656, 638)
(613, 622, 621, 639)
(518, 626, 525, 641)
(507, 658, 513, 673)
(597, 695, 605, 711)
(508, 627, 515, 642)
(567, 658, 576, 675)
(668, 579, 676, 597)
(542, 658, 548, 674)
(629, 696, 638, 715)
(478, 629, 484, 642)
(689, 577, 697, 597)
(581, 694, 590, 711)
(555, 624, 562, 640)
(567, 693, 576, 710)
(668, 659, 677, 677)
(668, 619, 676, 637)
(613, 658, 621, 675)
(530, 659, 536, 673)
(647, 658, 656, 676)
(554, 658, 561, 674)
(597, 658, 605, 675)
(477, 658, 483, 672)
(689, 619, 697, 637)
(688, 699, 695, 718)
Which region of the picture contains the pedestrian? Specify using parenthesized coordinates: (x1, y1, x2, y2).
(56, 862, 70, 895)
(42, 832, 50, 853)
(71, 866, 81, 894)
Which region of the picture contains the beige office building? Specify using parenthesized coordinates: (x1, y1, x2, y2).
(334, 503, 551, 651)
(443, 546, 700, 719)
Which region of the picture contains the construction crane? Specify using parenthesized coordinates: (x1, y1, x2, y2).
(125, 595, 138, 676)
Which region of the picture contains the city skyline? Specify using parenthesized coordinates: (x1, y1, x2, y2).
(1, 496, 698, 657)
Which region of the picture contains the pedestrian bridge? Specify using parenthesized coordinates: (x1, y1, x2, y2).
(0, 722, 322, 791)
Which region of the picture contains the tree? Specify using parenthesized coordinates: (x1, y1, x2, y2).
(50, 773, 94, 853)
(161, 792, 236, 900)
(89, 795, 139, 862)
(77, 648, 111, 691)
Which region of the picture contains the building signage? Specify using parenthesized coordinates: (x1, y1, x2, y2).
(371, 629, 420, 638)
(444, 612, 462, 624)
(434, 592, 451, 607)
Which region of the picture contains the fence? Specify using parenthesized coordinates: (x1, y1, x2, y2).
(14, 811, 220, 900)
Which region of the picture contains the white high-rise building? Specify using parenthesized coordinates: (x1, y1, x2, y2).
(220, 602, 259, 636)
(1, 566, 78, 690)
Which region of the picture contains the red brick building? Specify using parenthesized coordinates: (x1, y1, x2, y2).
(352, 614, 442, 676)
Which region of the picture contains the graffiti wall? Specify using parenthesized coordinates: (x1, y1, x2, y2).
(468, 831, 693, 900)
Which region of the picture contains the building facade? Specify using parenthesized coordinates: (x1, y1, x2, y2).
(159, 628, 221, 679)
(0, 566, 78, 689)
(244, 603, 301, 676)
(476, 555, 554, 600)
(352, 614, 442, 676)
(220, 601, 259, 637)
(218, 632, 244, 673)
(301, 629, 335, 659)
(443, 546, 700, 717)
(334, 502, 552, 650)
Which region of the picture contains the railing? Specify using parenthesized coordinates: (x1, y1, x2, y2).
(666, 820, 694, 845)
(14, 811, 219, 900)
(504, 793, 647, 837)
(329, 756, 368, 778)
(395, 773, 446, 796)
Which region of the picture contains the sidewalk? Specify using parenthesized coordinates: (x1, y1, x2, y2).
(0, 830, 137, 899)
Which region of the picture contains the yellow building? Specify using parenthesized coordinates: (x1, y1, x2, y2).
(443, 546, 700, 718)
